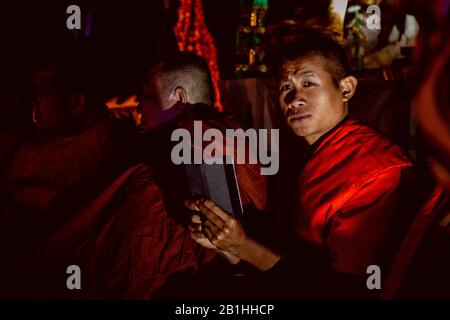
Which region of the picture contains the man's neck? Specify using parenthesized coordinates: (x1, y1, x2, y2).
(308, 116, 349, 149)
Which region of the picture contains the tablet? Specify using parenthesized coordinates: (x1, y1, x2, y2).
(185, 155, 244, 217)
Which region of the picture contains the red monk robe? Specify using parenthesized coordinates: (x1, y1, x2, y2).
(1, 117, 128, 213)
(30, 163, 215, 299)
(245, 118, 416, 299)
(296, 119, 413, 276)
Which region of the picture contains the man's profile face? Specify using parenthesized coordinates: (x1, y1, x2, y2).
(32, 65, 73, 132)
(278, 55, 348, 145)
(140, 72, 178, 133)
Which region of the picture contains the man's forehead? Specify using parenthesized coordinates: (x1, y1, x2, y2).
(279, 55, 326, 77)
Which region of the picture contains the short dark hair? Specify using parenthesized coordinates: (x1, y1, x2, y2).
(32, 47, 104, 111)
(33, 60, 88, 95)
(32, 44, 101, 96)
(273, 33, 351, 88)
(146, 52, 214, 105)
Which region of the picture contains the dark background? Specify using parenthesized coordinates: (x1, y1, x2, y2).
(0, 0, 309, 92)
(0, 0, 309, 131)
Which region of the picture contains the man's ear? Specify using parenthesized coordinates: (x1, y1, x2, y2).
(340, 75, 358, 103)
(173, 86, 188, 104)
(69, 93, 87, 115)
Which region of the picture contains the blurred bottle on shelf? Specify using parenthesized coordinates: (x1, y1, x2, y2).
(234, 0, 269, 78)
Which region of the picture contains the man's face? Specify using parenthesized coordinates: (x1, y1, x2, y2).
(140, 73, 178, 133)
(278, 55, 348, 145)
(32, 65, 73, 131)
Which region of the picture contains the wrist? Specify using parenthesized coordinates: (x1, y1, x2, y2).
(234, 235, 254, 261)
(237, 237, 281, 271)
(217, 250, 240, 265)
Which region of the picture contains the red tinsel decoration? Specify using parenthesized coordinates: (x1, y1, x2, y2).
(174, 0, 223, 111)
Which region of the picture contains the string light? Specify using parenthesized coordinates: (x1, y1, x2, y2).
(174, 0, 223, 111)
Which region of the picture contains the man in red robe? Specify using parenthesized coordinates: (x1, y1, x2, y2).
(0, 57, 139, 298)
(187, 34, 415, 298)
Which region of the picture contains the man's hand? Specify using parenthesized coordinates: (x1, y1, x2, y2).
(186, 201, 240, 264)
(186, 199, 281, 271)
(186, 199, 249, 258)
